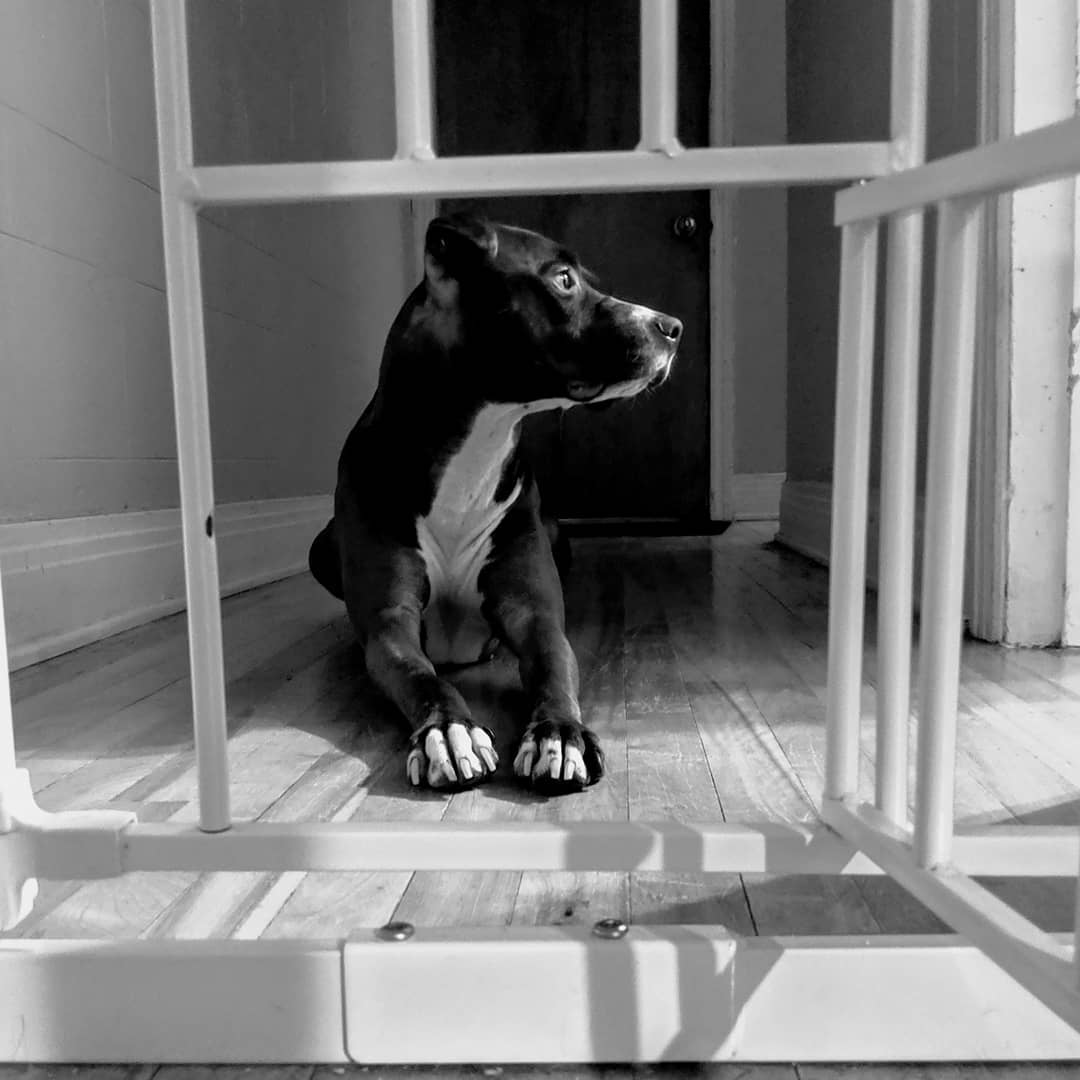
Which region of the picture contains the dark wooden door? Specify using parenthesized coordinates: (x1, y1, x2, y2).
(435, 0, 711, 522)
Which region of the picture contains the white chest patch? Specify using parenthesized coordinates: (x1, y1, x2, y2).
(416, 403, 536, 665)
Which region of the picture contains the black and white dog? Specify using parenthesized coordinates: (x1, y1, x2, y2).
(309, 215, 681, 794)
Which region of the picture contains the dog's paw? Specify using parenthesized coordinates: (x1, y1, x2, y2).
(406, 719, 498, 791)
(513, 715, 604, 794)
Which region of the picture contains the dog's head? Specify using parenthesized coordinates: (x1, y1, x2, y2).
(414, 214, 682, 406)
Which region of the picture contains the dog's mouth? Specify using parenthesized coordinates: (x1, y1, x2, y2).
(565, 350, 674, 404)
(646, 362, 672, 390)
(566, 380, 607, 403)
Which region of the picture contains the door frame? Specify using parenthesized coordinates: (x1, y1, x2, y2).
(969, 0, 1079, 645)
(708, 0, 737, 521)
(411, 0, 740, 524)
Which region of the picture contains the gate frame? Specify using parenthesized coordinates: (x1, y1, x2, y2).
(2, 0, 1080, 1063)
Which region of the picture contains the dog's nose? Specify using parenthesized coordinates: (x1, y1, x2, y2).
(654, 317, 682, 342)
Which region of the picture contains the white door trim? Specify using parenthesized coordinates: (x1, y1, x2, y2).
(709, 0, 737, 520)
(967, 0, 1012, 642)
(969, 0, 1077, 645)
(1065, 4, 1080, 646)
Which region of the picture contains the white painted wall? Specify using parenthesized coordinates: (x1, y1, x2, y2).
(0, 0, 411, 524)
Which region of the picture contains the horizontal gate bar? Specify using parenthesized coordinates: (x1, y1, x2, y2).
(824, 797, 1080, 1034)
(100, 820, 1080, 876)
(179, 143, 892, 205)
(4, 931, 1080, 1062)
(836, 114, 1080, 224)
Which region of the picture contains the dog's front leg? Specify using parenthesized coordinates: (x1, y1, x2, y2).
(366, 608, 499, 790)
(342, 539, 498, 792)
(481, 507, 605, 794)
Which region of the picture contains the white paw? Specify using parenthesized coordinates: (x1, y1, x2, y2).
(406, 721, 498, 789)
(513, 718, 603, 791)
(514, 733, 589, 785)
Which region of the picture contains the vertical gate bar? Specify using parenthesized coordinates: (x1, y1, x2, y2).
(0, 572, 16, 776)
(913, 198, 982, 868)
(875, 0, 929, 825)
(1075, 841, 1080, 987)
(392, 0, 435, 160)
(824, 219, 881, 802)
(637, 0, 681, 153)
(150, 0, 231, 833)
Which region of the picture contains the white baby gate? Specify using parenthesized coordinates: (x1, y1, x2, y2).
(1, 0, 1079, 1064)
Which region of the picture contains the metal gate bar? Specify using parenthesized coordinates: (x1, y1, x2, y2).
(913, 196, 982, 868)
(391, 0, 435, 161)
(151, 0, 230, 833)
(638, 0, 680, 153)
(823, 219, 880, 802)
(874, 0, 928, 825)
(822, 66, 1080, 1031)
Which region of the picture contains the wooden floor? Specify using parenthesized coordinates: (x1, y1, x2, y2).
(9, 522, 1080, 940)
(5, 523, 1080, 1075)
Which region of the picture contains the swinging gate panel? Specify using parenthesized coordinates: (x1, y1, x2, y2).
(1, 0, 1080, 1063)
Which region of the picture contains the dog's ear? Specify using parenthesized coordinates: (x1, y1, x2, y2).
(424, 216, 498, 306)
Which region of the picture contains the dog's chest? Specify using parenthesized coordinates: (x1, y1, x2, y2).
(416, 405, 524, 665)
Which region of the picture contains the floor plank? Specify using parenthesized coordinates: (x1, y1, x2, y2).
(513, 540, 631, 928)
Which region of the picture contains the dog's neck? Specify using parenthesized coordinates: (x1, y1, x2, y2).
(429, 395, 574, 516)
(430, 404, 525, 515)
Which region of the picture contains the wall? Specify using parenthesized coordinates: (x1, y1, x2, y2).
(0, 0, 409, 523)
(784, 0, 980, 487)
(189, 0, 413, 504)
(0, 0, 410, 666)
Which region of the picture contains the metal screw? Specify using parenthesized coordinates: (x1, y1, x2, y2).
(377, 921, 415, 941)
(592, 917, 629, 939)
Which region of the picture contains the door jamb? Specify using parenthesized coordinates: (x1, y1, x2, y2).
(967, 0, 1012, 642)
(709, 0, 737, 521)
(969, 0, 1078, 645)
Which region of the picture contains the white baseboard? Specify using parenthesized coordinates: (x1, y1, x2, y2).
(776, 480, 833, 565)
(732, 472, 785, 521)
(777, 480, 926, 593)
(1, 495, 332, 671)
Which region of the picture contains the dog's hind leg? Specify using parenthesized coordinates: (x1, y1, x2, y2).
(308, 518, 344, 599)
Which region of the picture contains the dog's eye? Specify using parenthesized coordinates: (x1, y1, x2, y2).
(552, 269, 577, 294)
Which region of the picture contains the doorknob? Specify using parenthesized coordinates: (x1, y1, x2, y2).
(672, 214, 698, 240)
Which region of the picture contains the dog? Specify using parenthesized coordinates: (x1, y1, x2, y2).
(308, 214, 682, 794)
